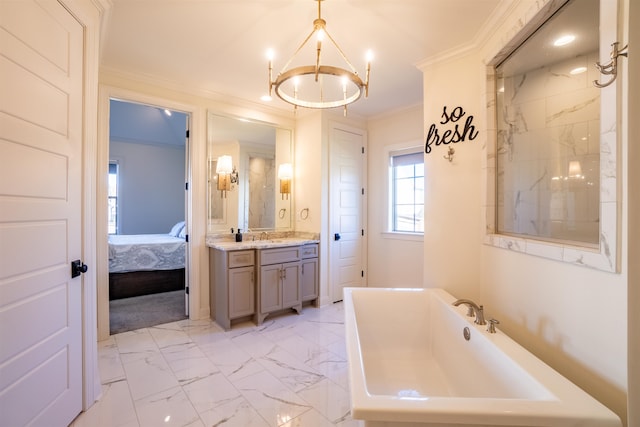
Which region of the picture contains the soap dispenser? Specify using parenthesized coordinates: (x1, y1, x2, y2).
(235, 228, 243, 242)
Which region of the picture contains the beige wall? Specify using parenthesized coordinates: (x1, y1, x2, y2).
(366, 106, 425, 288)
(625, 0, 639, 424)
(421, 52, 485, 301)
(419, 1, 630, 424)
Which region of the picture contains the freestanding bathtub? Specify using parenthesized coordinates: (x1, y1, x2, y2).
(344, 287, 622, 427)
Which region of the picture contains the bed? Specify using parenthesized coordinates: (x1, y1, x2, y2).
(108, 222, 186, 300)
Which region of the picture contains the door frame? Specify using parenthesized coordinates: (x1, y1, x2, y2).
(96, 86, 204, 340)
(328, 121, 368, 302)
(57, 0, 109, 411)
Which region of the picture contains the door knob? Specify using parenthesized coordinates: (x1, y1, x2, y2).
(334, 233, 341, 241)
(71, 260, 88, 278)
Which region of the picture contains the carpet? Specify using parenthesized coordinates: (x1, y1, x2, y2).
(110, 290, 187, 334)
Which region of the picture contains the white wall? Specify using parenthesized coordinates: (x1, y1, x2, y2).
(418, 1, 629, 424)
(367, 106, 424, 288)
(110, 140, 185, 234)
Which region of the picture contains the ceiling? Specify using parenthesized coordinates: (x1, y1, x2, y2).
(100, 0, 503, 119)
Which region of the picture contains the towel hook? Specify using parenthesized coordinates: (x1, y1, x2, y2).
(443, 147, 455, 162)
(593, 42, 628, 88)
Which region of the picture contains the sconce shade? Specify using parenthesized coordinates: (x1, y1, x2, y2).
(568, 160, 582, 177)
(216, 155, 233, 174)
(278, 163, 293, 180)
(216, 155, 234, 196)
(278, 163, 293, 199)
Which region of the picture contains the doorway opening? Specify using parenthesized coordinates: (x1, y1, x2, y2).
(107, 99, 190, 334)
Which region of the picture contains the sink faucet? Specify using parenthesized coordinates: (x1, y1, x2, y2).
(260, 231, 268, 241)
(452, 299, 486, 325)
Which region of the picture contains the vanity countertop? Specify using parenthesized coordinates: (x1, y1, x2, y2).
(206, 234, 319, 251)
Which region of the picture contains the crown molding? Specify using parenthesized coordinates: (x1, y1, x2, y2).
(416, 0, 519, 70)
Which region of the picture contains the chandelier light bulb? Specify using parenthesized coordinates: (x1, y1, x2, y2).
(366, 49, 374, 63)
(266, 48, 274, 61)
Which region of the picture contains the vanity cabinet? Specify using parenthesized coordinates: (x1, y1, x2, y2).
(210, 249, 255, 330)
(300, 244, 319, 304)
(256, 246, 302, 324)
(208, 239, 320, 329)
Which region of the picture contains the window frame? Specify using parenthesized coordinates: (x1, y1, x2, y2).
(384, 144, 424, 239)
(108, 161, 119, 235)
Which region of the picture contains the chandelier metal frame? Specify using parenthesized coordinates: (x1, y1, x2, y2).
(268, 0, 371, 114)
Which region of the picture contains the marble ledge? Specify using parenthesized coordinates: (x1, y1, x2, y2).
(206, 231, 320, 251)
(483, 233, 616, 273)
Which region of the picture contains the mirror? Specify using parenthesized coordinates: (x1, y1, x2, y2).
(494, 0, 599, 246)
(207, 113, 293, 233)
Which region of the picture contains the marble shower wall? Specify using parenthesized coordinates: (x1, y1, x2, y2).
(496, 51, 600, 245)
(248, 157, 276, 229)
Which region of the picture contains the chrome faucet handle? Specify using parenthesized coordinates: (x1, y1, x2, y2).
(487, 318, 499, 333)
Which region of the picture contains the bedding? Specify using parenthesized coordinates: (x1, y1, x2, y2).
(108, 233, 186, 273)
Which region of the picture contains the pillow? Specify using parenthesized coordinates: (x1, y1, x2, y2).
(169, 221, 185, 237)
(178, 224, 187, 238)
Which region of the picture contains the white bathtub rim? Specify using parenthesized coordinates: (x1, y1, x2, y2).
(344, 287, 621, 427)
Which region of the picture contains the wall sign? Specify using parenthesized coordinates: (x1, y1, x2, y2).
(425, 106, 479, 154)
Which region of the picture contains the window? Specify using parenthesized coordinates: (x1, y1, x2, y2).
(389, 150, 424, 233)
(108, 162, 119, 234)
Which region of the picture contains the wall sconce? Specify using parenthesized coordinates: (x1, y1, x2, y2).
(278, 163, 293, 200)
(216, 155, 238, 198)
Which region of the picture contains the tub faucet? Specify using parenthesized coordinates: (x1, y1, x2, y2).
(452, 299, 486, 325)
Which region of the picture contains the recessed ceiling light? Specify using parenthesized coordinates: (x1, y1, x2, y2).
(553, 34, 575, 47)
(260, 95, 272, 102)
(163, 109, 172, 116)
(570, 66, 587, 75)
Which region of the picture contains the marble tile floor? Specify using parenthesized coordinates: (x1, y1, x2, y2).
(71, 302, 363, 427)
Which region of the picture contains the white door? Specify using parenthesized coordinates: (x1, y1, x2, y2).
(329, 126, 365, 302)
(0, 1, 84, 425)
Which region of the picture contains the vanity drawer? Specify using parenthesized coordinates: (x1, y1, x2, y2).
(228, 250, 255, 268)
(259, 247, 300, 265)
(301, 244, 319, 259)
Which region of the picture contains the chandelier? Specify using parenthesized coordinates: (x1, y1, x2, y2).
(267, 0, 372, 115)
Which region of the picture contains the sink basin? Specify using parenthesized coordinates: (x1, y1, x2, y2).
(344, 287, 622, 427)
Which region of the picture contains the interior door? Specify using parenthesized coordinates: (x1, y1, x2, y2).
(0, 1, 84, 425)
(329, 126, 365, 302)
